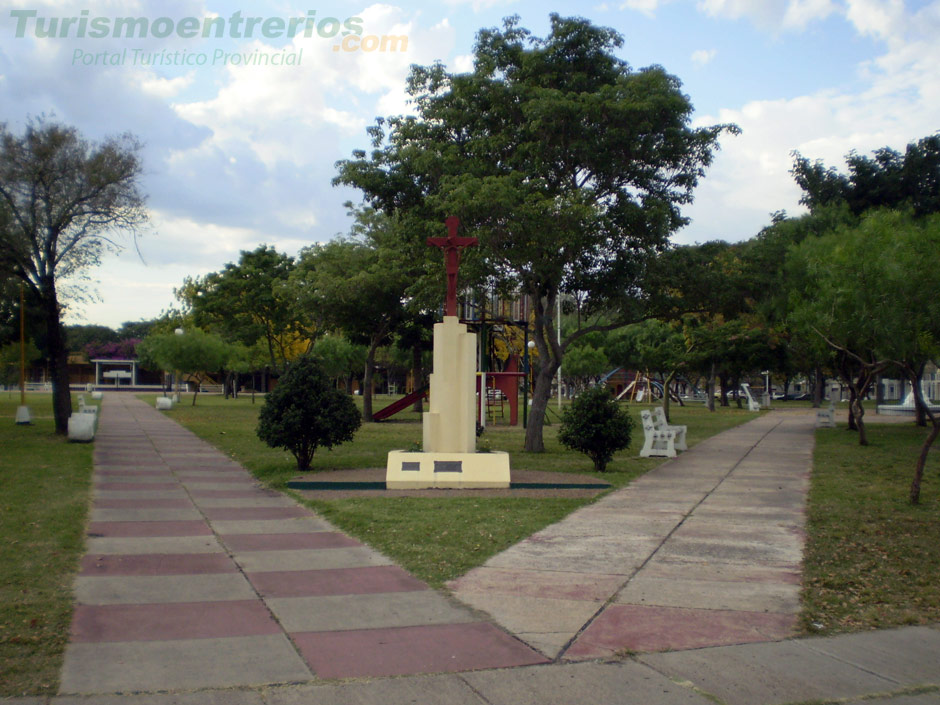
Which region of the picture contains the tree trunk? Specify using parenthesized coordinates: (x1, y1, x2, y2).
(907, 371, 938, 504)
(706, 363, 716, 412)
(913, 363, 927, 427)
(41, 284, 71, 435)
(662, 370, 677, 422)
(719, 372, 729, 407)
(812, 366, 824, 408)
(525, 361, 559, 452)
(362, 341, 378, 422)
(847, 386, 858, 431)
(850, 393, 867, 445)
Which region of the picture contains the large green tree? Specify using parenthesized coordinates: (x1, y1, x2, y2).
(792, 133, 940, 217)
(177, 245, 304, 373)
(336, 14, 735, 451)
(0, 119, 147, 432)
(293, 209, 412, 421)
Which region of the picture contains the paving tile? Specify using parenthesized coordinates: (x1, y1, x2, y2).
(263, 674, 485, 705)
(58, 634, 312, 693)
(449, 567, 625, 602)
(193, 497, 300, 508)
(292, 622, 548, 679)
(86, 520, 212, 538)
(462, 661, 716, 705)
(70, 600, 281, 642)
(268, 590, 474, 632)
(201, 506, 315, 520)
(188, 488, 283, 498)
(453, 592, 599, 650)
(233, 546, 392, 572)
(55, 691, 266, 704)
(802, 626, 940, 685)
(74, 573, 258, 605)
(248, 565, 427, 597)
(90, 507, 202, 522)
(564, 604, 798, 659)
(211, 518, 334, 534)
(84, 536, 224, 555)
(94, 481, 180, 490)
(223, 532, 361, 552)
(79, 553, 237, 576)
(638, 639, 899, 705)
(93, 498, 193, 509)
(616, 575, 801, 613)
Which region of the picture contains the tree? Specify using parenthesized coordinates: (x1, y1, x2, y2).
(256, 356, 361, 472)
(0, 119, 147, 433)
(293, 208, 412, 421)
(137, 328, 231, 405)
(335, 14, 735, 452)
(177, 245, 306, 373)
(312, 334, 365, 393)
(792, 133, 940, 217)
(558, 385, 633, 472)
(787, 211, 901, 446)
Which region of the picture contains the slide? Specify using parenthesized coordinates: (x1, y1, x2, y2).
(372, 386, 429, 421)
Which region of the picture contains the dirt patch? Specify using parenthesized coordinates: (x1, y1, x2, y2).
(289, 467, 611, 500)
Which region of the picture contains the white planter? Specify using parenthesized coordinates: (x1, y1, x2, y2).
(68, 413, 96, 442)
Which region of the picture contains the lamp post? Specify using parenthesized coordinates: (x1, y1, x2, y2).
(762, 369, 771, 408)
(173, 328, 184, 402)
(523, 338, 535, 428)
(15, 284, 32, 425)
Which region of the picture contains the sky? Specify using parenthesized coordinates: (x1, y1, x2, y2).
(1, 0, 937, 329)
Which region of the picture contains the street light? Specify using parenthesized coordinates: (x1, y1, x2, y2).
(173, 328, 184, 402)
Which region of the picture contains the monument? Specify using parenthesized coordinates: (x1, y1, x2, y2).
(385, 217, 511, 489)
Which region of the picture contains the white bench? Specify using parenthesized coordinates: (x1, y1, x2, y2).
(155, 396, 174, 410)
(740, 383, 761, 412)
(68, 412, 97, 442)
(199, 384, 224, 394)
(652, 407, 687, 451)
(816, 400, 836, 428)
(639, 409, 677, 458)
(77, 396, 98, 416)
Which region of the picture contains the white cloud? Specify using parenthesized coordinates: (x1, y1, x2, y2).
(696, 0, 836, 30)
(619, 0, 664, 16)
(691, 48, 716, 66)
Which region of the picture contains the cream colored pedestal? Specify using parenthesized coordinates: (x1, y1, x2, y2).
(386, 316, 510, 489)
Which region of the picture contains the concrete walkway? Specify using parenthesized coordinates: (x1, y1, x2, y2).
(34, 396, 939, 704)
(59, 394, 545, 696)
(450, 412, 812, 659)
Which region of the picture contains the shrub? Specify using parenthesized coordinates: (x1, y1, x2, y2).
(256, 356, 361, 472)
(558, 385, 633, 472)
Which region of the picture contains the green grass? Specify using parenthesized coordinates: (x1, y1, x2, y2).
(801, 422, 940, 635)
(0, 393, 95, 697)
(141, 393, 756, 586)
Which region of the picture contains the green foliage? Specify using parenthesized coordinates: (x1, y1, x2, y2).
(792, 133, 940, 217)
(562, 344, 609, 390)
(0, 118, 147, 433)
(137, 328, 232, 404)
(335, 14, 736, 450)
(558, 386, 633, 472)
(177, 245, 304, 371)
(256, 356, 361, 472)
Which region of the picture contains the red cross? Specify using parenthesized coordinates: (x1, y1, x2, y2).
(427, 216, 477, 317)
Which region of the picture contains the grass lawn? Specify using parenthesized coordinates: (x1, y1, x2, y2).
(141, 392, 756, 586)
(0, 392, 96, 698)
(801, 421, 940, 635)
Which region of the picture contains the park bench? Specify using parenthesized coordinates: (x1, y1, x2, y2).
(155, 396, 174, 410)
(199, 383, 225, 394)
(652, 407, 687, 451)
(740, 382, 762, 412)
(816, 399, 836, 428)
(638, 409, 677, 458)
(68, 412, 97, 442)
(77, 395, 98, 416)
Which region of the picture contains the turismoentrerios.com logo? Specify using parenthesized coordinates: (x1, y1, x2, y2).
(9, 9, 408, 55)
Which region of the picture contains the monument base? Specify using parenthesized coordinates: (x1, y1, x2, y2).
(386, 450, 511, 489)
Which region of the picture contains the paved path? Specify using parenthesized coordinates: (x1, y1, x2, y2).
(60, 394, 545, 695)
(450, 412, 813, 659)
(48, 397, 940, 704)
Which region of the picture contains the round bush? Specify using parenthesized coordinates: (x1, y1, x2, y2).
(558, 385, 633, 472)
(257, 356, 361, 472)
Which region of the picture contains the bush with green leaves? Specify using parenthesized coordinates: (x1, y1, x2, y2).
(256, 356, 361, 472)
(558, 385, 633, 472)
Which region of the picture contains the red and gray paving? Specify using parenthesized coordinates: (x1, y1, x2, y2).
(449, 412, 813, 659)
(49, 397, 940, 705)
(60, 394, 546, 696)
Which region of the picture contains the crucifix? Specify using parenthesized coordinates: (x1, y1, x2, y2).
(427, 216, 478, 317)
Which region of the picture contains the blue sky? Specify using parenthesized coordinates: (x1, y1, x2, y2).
(1, 0, 937, 328)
